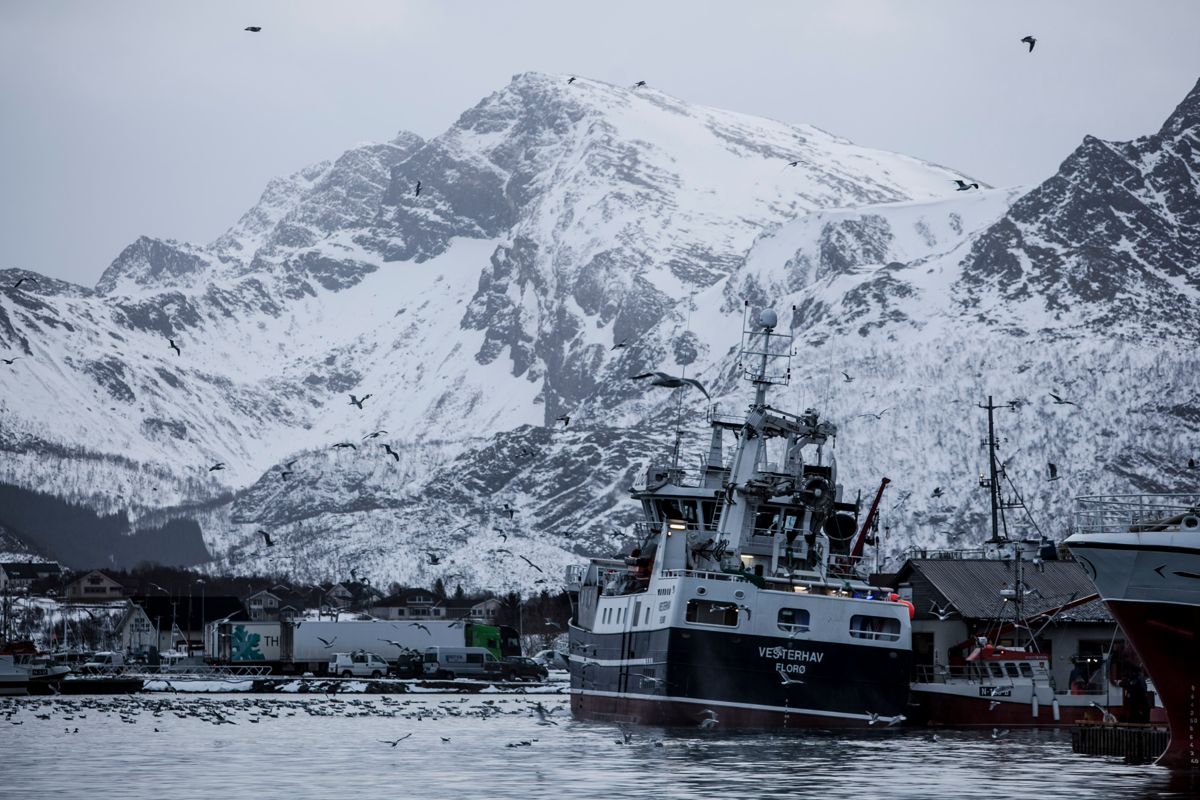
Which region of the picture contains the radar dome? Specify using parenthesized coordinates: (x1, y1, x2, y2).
(759, 309, 778, 329)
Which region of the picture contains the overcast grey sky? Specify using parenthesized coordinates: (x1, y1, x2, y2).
(2, 1, 1198, 286)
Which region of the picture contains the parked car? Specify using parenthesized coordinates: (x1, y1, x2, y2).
(532, 649, 570, 671)
(392, 652, 424, 679)
(422, 646, 505, 679)
(328, 651, 390, 678)
(501, 656, 549, 682)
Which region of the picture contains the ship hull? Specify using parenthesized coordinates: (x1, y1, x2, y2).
(569, 623, 909, 728)
(1105, 599, 1200, 769)
(909, 687, 1119, 728)
(1069, 532, 1200, 769)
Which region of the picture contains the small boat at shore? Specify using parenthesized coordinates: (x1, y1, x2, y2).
(0, 655, 30, 696)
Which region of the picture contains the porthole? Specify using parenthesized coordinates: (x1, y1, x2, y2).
(734, 590, 745, 599)
(696, 586, 707, 596)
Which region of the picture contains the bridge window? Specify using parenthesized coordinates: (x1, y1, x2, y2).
(659, 499, 700, 525)
(777, 608, 811, 633)
(1005, 663, 1020, 678)
(686, 600, 739, 627)
(988, 663, 1005, 678)
(848, 614, 901, 642)
(1019, 662, 1033, 678)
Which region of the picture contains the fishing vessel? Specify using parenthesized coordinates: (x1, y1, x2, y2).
(0, 655, 30, 696)
(566, 307, 913, 728)
(1067, 493, 1200, 769)
(908, 400, 1129, 727)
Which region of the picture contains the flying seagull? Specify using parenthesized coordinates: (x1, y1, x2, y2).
(1048, 463, 1059, 481)
(317, 636, 337, 649)
(1021, 35, 1036, 52)
(556, 414, 570, 427)
(841, 371, 853, 383)
(279, 470, 294, 480)
(697, 709, 719, 729)
(379, 734, 412, 747)
(258, 530, 274, 547)
(611, 339, 628, 350)
(633, 80, 647, 88)
(567, 77, 576, 84)
(1048, 392, 1077, 406)
(348, 393, 372, 409)
(929, 601, 955, 621)
(930, 487, 943, 498)
(630, 371, 710, 400)
(414, 180, 422, 197)
(1, 357, 18, 365)
(332, 442, 357, 450)
(168, 339, 181, 356)
(954, 179, 980, 191)
(426, 551, 441, 565)
(383, 444, 399, 462)
(244, 26, 262, 32)
(501, 503, 516, 519)
(519, 555, 545, 574)
(11, 277, 37, 290)
(409, 622, 431, 635)
(856, 408, 890, 420)
(363, 430, 388, 440)
(378, 638, 408, 650)
(208, 462, 226, 472)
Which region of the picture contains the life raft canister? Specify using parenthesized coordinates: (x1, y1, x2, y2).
(887, 592, 916, 619)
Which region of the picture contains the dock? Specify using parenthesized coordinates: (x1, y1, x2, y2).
(1071, 722, 1168, 763)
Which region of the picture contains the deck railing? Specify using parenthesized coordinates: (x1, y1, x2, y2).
(1075, 493, 1200, 535)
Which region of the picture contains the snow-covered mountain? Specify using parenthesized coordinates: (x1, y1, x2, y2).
(2, 72, 1197, 590)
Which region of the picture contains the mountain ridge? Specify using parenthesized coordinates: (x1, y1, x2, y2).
(2, 72, 1197, 590)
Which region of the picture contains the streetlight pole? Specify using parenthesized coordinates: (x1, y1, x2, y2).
(196, 579, 206, 658)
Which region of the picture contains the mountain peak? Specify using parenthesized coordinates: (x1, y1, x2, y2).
(1159, 76, 1200, 137)
(95, 236, 212, 295)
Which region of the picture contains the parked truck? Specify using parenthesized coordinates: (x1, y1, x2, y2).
(208, 618, 519, 675)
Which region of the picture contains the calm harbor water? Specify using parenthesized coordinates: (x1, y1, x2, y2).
(2, 693, 1197, 800)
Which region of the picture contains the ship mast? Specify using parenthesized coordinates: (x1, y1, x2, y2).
(979, 395, 1007, 544)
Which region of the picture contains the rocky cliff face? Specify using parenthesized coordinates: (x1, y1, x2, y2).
(1, 73, 1196, 590)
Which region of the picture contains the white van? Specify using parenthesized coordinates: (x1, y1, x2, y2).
(422, 646, 504, 679)
(82, 652, 125, 672)
(328, 651, 390, 678)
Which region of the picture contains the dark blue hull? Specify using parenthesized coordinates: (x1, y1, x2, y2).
(569, 623, 910, 728)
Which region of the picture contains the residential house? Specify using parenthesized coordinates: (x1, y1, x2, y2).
(325, 581, 384, 612)
(117, 595, 247, 655)
(65, 570, 128, 601)
(446, 596, 503, 624)
(371, 588, 446, 620)
(245, 585, 312, 621)
(892, 556, 1123, 690)
(0, 562, 61, 594)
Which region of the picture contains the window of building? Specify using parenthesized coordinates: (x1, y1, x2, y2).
(848, 614, 901, 642)
(685, 600, 739, 627)
(777, 607, 811, 633)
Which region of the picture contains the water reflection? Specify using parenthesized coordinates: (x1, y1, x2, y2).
(0, 694, 1192, 799)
